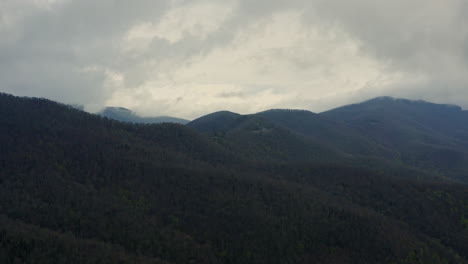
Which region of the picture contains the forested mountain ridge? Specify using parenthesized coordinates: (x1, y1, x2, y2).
(188, 112, 348, 163)
(322, 96, 468, 181)
(189, 97, 468, 182)
(1, 92, 467, 264)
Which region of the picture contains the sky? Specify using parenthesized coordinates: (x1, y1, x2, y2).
(1, 0, 468, 119)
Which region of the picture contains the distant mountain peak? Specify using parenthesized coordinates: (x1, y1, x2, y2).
(258, 109, 313, 114)
(364, 96, 416, 104)
(362, 96, 462, 110)
(105, 106, 132, 112)
(99, 106, 189, 124)
(187, 111, 242, 133)
(369, 96, 396, 101)
(208, 110, 240, 116)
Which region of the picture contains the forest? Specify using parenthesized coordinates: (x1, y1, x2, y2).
(0, 93, 467, 264)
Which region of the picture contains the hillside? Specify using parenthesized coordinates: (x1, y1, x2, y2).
(0, 93, 467, 264)
(256, 109, 397, 159)
(188, 112, 348, 163)
(189, 98, 468, 183)
(322, 96, 468, 181)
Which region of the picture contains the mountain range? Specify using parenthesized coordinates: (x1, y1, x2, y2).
(189, 97, 468, 182)
(0, 92, 467, 264)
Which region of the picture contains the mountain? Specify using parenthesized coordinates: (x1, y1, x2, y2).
(255, 109, 397, 158)
(188, 111, 348, 163)
(188, 97, 468, 182)
(322, 96, 468, 181)
(99, 106, 189, 124)
(186, 111, 241, 134)
(322, 96, 468, 142)
(1, 92, 467, 264)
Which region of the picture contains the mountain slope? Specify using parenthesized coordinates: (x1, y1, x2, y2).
(186, 111, 241, 134)
(188, 111, 348, 163)
(256, 109, 397, 159)
(1, 93, 467, 264)
(322, 97, 468, 181)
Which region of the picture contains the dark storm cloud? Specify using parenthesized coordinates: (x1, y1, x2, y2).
(0, 0, 171, 109)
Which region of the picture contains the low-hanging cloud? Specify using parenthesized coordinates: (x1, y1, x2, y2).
(1, 0, 467, 119)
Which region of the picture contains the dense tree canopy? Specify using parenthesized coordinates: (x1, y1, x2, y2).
(0, 93, 467, 263)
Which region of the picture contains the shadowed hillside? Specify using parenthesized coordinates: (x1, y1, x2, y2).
(322, 96, 468, 181)
(1, 93, 467, 264)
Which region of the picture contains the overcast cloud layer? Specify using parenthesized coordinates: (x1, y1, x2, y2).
(1, 0, 467, 119)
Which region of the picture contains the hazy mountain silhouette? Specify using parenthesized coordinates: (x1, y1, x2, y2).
(99, 106, 189, 124)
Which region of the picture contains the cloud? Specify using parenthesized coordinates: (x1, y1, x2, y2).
(1, 0, 467, 118)
(125, 2, 235, 45)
